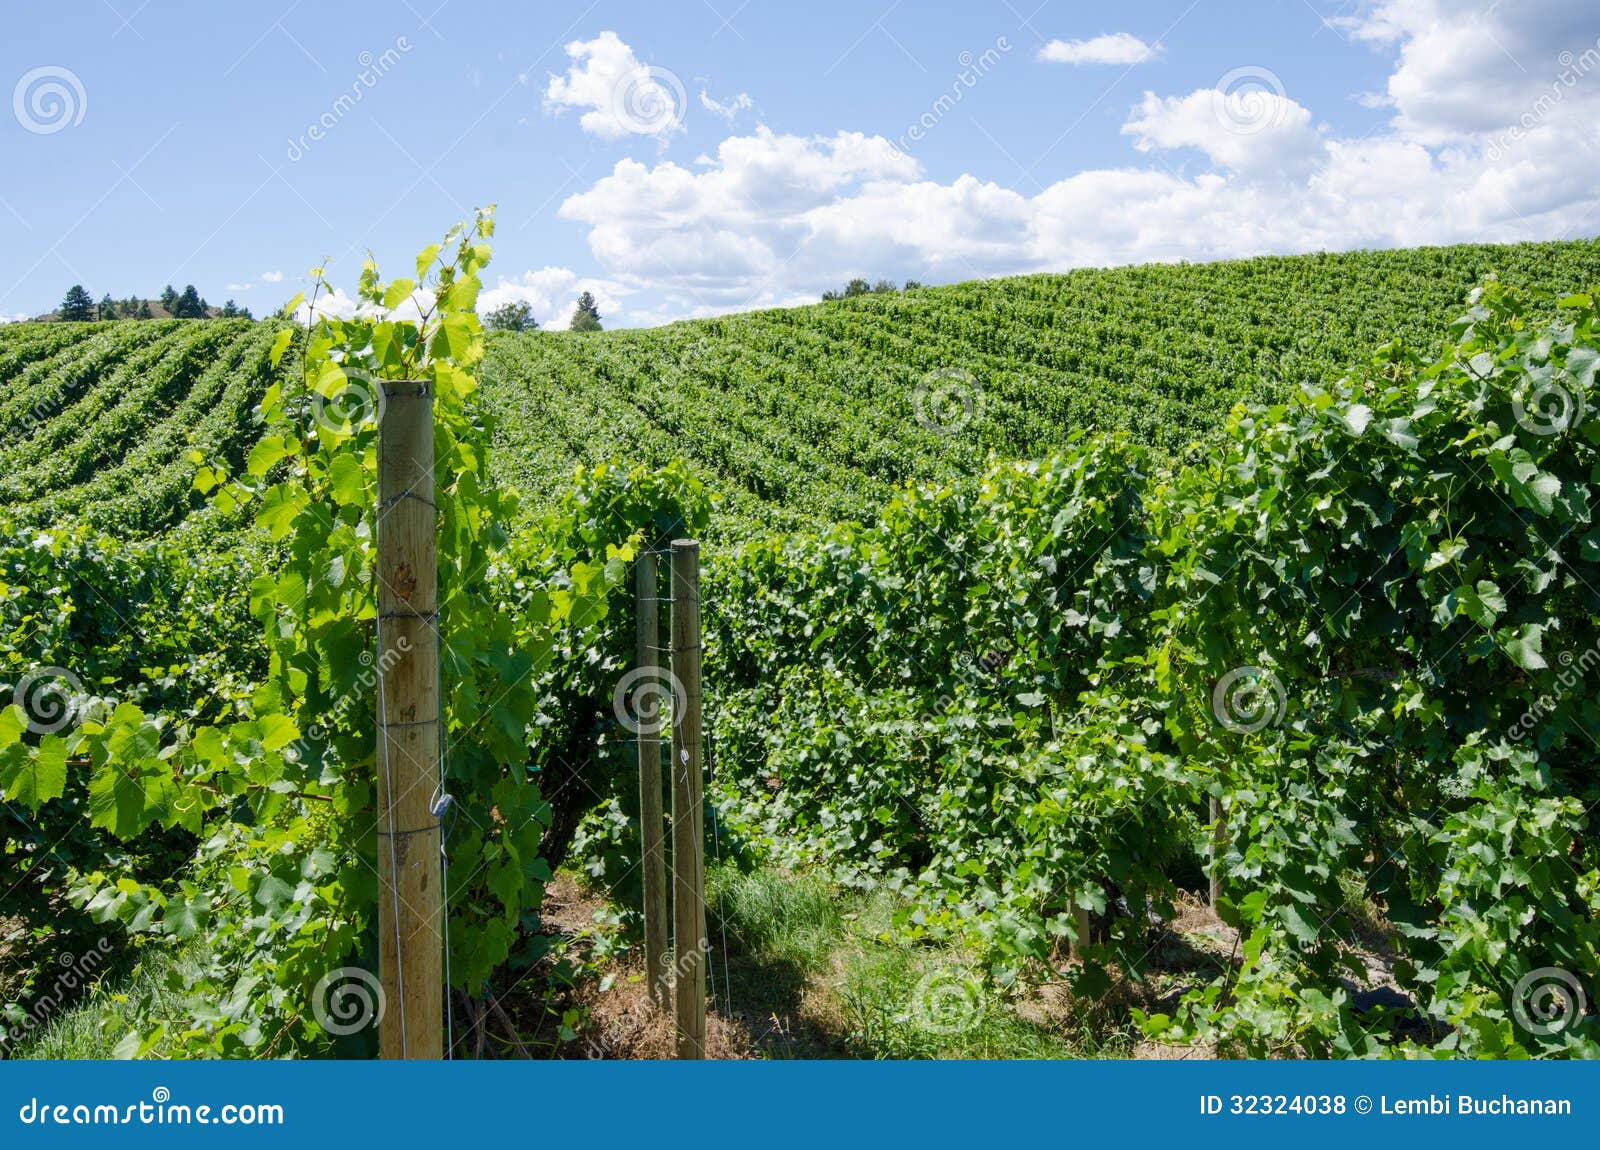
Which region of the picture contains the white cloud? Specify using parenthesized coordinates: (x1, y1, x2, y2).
(261, 271, 284, 283)
(224, 283, 252, 292)
(544, 31, 687, 140)
(1039, 33, 1161, 66)
(558, 126, 920, 308)
(478, 267, 631, 329)
(699, 88, 752, 124)
(1123, 86, 1325, 178)
(1334, 0, 1600, 143)
(544, 6, 1600, 324)
(294, 287, 357, 322)
(0, 311, 32, 325)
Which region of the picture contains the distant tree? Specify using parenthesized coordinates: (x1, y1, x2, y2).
(121, 294, 139, 317)
(484, 300, 538, 333)
(198, 296, 210, 316)
(97, 293, 118, 321)
(174, 284, 204, 318)
(159, 285, 178, 314)
(569, 291, 602, 332)
(903, 279, 923, 290)
(136, 299, 153, 320)
(824, 277, 909, 302)
(220, 299, 240, 317)
(237, 304, 253, 320)
(58, 284, 95, 322)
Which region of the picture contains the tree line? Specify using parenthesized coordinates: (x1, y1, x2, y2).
(820, 277, 923, 301)
(482, 290, 603, 333)
(55, 283, 252, 322)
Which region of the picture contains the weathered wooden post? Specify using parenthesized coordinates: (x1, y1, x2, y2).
(1209, 796, 1224, 909)
(376, 377, 443, 1060)
(636, 550, 670, 1008)
(670, 539, 707, 1059)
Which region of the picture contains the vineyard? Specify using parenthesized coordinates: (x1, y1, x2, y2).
(1, 226, 1598, 1059)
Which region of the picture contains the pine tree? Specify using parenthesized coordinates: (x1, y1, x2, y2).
(569, 291, 602, 332)
(174, 285, 203, 319)
(58, 285, 95, 322)
(159, 285, 178, 314)
(97, 293, 118, 321)
(136, 300, 153, 320)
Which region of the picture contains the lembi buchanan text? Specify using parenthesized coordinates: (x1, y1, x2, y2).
(1381, 1095, 1572, 1117)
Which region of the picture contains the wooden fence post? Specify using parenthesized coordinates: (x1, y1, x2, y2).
(1209, 796, 1224, 910)
(670, 539, 707, 1059)
(636, 551, 670, 1009)
(376, 378, 443, 1060)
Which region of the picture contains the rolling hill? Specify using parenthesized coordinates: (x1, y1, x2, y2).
(3, 239, 1599, 539)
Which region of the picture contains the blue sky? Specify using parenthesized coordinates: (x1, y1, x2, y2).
(4, 1, 1598, 326)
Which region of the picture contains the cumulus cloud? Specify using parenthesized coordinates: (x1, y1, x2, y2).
(1334, 0, 1600, 143)
(1039, 33, 1161, 66)
(1123, 83, 1325, 177)
(544, 31, 687, 140)
(546, 5, 1600, 323)
(261, 271, 284, 283)
(293, 286, 358, 322)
